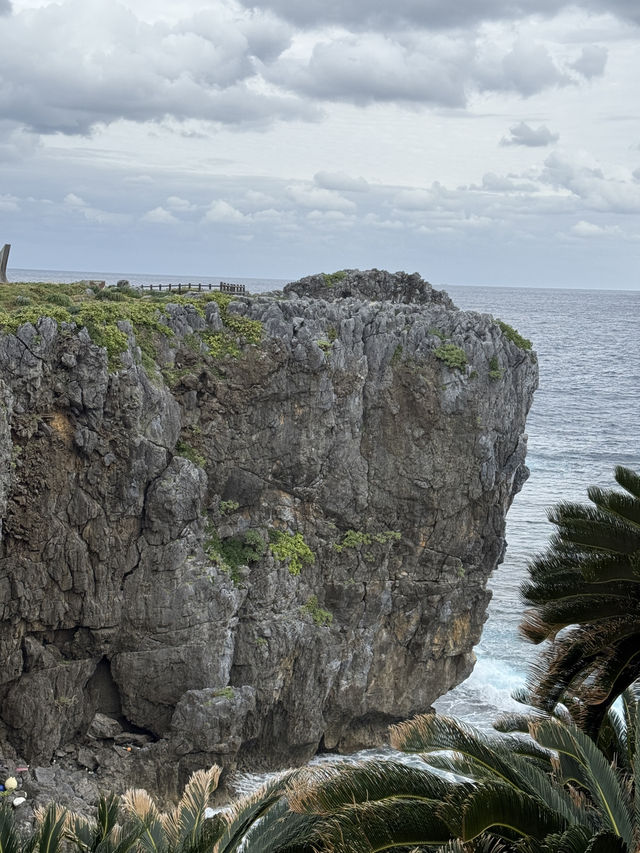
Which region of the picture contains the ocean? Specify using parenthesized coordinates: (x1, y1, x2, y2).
(10, 268, 640, 737)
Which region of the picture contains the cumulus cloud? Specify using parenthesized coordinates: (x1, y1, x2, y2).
(270, 31, 574, 108)
(541, 153, 640, 213)
(570, 220, 625, 237)
(0, 0, 312, 135)
(142, 206, 179, 224)
(314, 171, 369, 192)
(286, 184, 356, 211)
(271, 33, 469, 106)
(501, 121, 559, 147)
(166, 196, 196, 211)
(204, 200, 247, 223)
(63, 192, 131, 224)
(571, 45, 608, 79)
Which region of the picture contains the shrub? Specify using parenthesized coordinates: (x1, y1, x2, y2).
(434, 343, 468, 371)
(497, 319, 532, 350)
(269, 530, 314, 576)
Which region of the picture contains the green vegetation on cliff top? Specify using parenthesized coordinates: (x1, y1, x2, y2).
(0, 281, 262, 369)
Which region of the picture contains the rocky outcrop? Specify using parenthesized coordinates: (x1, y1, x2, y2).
(0, 270, 537, 797)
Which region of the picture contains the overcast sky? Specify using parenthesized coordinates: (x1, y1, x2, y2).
(2, 0, 640, 288)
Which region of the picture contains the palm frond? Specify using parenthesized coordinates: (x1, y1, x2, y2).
(211, 771, 297, 853)
(458, 782, 569, 842)
(160, 767, 220, 852)
(311, 798, 455, 853)
(121, 790, 165, 853)
(529, 718, 634, 848)
(583, 829, 628, 852)
(615, 466, 640, 501)
(587, 485, 640, 529)
(34, 805, 67, 853)
(0, 800, 26, 853)
(287, 761, 454, 815)
(390, 714, 540, 790)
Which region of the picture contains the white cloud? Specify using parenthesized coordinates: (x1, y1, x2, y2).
(500, 121, 559, 147)
(166, 196, 196, 211)
(204, 200, 247, 223)
(0, 193, 19, 211)
(142, 206, 178, 224)
(314, 171, 369, 192)
(570, 220, 625, 237)
(286, 184, 356, 211)
(0, 0, 312, 134)
(541, 153, 640, 213)
(571, 45, 608, 78)
(63, 191, 130, 224)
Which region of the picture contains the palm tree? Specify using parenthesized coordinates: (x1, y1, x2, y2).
(519, 465, 640, 736)
(285, 687, 640, 852)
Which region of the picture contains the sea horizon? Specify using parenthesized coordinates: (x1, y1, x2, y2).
(6, 267, 640, 295)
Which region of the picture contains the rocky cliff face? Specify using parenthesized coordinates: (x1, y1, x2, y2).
(0, 270, 537, 796)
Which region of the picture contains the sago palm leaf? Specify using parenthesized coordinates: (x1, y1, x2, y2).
(161, 767, 220, 853)
(309, 798, 455, 853)
(0, 801, 27, 853)
(519, 466, 640, 732)
(614, 466, 640, 501)
(455, 782, 569, 843)
(391, 714, 552, 792)
(120, 790, 165, 853)
(211, 771, 299, 853)
(529, 718, 634, 849)
(33, 805, 67, 853)
(287, 761, 455, 815)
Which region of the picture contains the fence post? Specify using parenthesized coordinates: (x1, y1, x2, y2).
(0, 244, 10, 284)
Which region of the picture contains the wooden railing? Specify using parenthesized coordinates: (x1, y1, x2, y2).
(138, 280, 245, 294)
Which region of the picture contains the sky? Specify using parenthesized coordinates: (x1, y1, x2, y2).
(1, 0, 640, 288)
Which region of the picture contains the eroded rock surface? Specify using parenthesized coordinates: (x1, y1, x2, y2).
(0, 270, 537, 796)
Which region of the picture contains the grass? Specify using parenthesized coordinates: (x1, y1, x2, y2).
(0, 282, 263, 370)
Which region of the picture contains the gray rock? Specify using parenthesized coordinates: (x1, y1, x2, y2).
(0, 269, 537, 796)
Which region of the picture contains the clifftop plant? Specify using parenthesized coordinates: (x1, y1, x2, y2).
(434, 343, 468, 371)
(0, 282, 262, 371)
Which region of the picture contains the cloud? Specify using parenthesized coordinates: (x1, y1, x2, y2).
(0, 0, 11, 14)
(314, 171, 369, 193)
(476, 38, 570, 97)
(571, 45, 608, 78)
(541, 153, 640, 213)
(166, 196, 196, 211)
(570, 220, 625, 237)
(0, 193, 19, 211)
(142, 206, 179, 224)
(500, 121, 559, 147)
(0, 0, 312, 135)
(235, 0, 640, 29)
(271, 33, 469, 106)
(204, 200, 247, 223)
(286, 184, 356, 211)
(63, 192, 131, 224)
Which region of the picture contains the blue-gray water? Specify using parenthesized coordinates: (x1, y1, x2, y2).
(10, 268, 640, 732)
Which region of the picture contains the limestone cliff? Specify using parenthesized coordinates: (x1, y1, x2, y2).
(0, 270, 537, 794)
